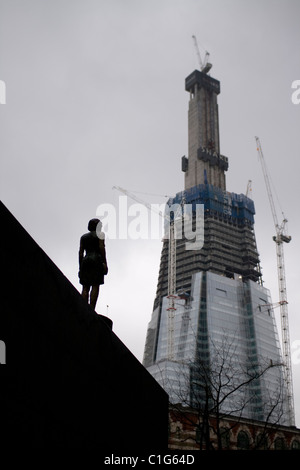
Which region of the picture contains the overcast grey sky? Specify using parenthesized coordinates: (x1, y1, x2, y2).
(1, 0, 300, 426)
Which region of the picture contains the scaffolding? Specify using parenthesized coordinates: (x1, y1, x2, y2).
(154, 184, 262, 310)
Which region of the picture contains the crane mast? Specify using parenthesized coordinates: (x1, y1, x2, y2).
(246, 179, 252, 197)
(167, 218, 176, 360)
(255, 137, 295, 426)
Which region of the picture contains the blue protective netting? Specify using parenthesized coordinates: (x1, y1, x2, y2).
(168, 184, 255, 225)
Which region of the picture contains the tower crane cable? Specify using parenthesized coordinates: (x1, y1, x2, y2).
(255, 137, 295, 426)
(122, 189, 171, 199)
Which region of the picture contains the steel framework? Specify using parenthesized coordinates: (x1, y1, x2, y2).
(255, 136, 295, 425)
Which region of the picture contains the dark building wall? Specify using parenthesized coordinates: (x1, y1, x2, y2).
(0, 201, 168, 449)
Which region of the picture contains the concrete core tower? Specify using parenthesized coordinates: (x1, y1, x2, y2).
(183, 70, 227, 190)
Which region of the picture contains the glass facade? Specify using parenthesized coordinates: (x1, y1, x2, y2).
(144, 271, 290, 425)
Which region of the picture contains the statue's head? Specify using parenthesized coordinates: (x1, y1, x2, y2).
(88, 218, 101, 232)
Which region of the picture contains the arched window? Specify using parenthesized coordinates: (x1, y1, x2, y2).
(291, 439, 300, 450)
(175, 426, 181, 439)
(256, 433, 268, 450)
(220, 427, 230, 449)
(237, 430, 250, 450)
(274, 437, 286, 450)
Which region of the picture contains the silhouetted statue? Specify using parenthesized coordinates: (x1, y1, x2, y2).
(79, 218, 108, 310)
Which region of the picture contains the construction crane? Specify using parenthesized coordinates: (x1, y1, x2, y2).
(255, 136, 295, 426)
(192, 35, 212, 74)
(113, 185, 183, 360)
(246, 179, 252, 197)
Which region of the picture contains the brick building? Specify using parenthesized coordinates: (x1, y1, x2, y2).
(169, 405, 300, 450)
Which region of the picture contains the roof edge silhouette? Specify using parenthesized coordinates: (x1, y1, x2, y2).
(0, 201, 168, 449)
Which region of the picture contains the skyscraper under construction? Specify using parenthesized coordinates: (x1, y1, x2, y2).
(143, 68, 293, 426)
